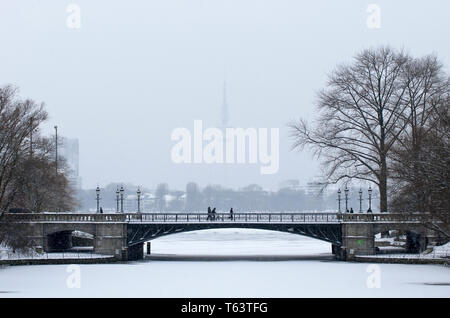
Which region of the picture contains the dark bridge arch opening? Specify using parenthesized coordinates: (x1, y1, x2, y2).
(46, 230, 94, 253)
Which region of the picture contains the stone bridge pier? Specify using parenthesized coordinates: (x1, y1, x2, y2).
(330, 223, 375, 260)
(92, 223, 128, 260)
(336, 223, 375, 260)
(334, 221, 436, 260)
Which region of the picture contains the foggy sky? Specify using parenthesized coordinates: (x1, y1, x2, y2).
(1, 0, 449, 190)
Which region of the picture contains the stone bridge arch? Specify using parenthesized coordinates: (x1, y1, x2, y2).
(43, 223, 96, 252)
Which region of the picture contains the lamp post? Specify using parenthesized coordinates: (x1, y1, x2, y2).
(344, 186, 349, 213)
(368, 186, 372, 213)
(54, 125, 60, 212)
(116, 187, 120, 213)
(54, 125, 58, 175)
(120, 186, 124, 213)
(359, 188, 363, 213)
(337, 189, 341, 213)
(96, 186, 100, 213)
(29, 117, 34, 159)
(137, 187, 141, 213)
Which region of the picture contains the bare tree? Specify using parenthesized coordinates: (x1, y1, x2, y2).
(387, 54, 449, 238)
(0, 85, 76, 214)
(0, 85, 48, 212)
(9, 138, 77, 212)
(290, 47, 413, 212)
(391, 94, 449, 238)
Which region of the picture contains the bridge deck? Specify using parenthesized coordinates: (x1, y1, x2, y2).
(2, 212, 427, 224)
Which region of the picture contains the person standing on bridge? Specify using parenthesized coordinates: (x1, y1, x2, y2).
(207, 206, 212, 221)
(229, 208, 234, 220)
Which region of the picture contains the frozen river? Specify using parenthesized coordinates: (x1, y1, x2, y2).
(0, 229, 449, 297)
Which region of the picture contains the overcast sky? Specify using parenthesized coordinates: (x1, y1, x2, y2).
(1, 1, 449, 191)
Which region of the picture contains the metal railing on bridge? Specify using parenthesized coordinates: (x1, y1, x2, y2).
(1, 212, 429, 224)
(125, 212, 340, 223)
(1, 213, 125, 223)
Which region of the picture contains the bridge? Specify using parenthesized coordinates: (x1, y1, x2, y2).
(1, 212, 441, 261)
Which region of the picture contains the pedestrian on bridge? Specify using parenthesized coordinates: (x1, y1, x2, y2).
(229, 208, 234, 220)
(207, 206, 212, 221)
(211, 207, 217, 220)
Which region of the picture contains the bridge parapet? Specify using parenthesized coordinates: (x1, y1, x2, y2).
(2, 212, 432, 224)
(125, 212, 340, 223)
(2, 213, 127, 223)
(341, 213, 431, 223)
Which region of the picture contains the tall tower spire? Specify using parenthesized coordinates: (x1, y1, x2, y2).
(221, 81, 229, 128)
(220, 80, 230, 189)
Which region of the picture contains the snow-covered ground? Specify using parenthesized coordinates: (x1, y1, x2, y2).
(360, 242, 450, 260)
(0, 229, 449, 297)
(0, 252, 111, 260)
(433, 242, 450, 256)
(0, 243, 109, 260)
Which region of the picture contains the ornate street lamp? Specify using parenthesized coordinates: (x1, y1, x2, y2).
(344, 186, 349, 213)
(96, 186, 100, 213)
(359, 188, 363, 213)
(368, 186, 373, 213)
(116, 187, 120, 213)
(120, 185, 124, 213)
(337, 189, 342, 213)
(137, 187, 141, 213)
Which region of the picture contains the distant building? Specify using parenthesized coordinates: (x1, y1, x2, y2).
(305, 180, 325, 196)
(60, 137, 82, 189)
(278, 179, 301, 191)
(124, 192, 156, 212)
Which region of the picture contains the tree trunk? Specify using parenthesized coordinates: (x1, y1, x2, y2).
(379, 159, 388, 213)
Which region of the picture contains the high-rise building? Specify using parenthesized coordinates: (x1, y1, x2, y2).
(60, 137, 81, 189)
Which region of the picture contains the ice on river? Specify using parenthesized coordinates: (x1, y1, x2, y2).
(0, 229, 449, 297)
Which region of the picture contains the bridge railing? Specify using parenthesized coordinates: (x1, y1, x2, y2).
(1, 212, 429, 224)
(341, 213, 426, 223)
(1, 213, 127, 223)
(124, 212, 341, 223)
